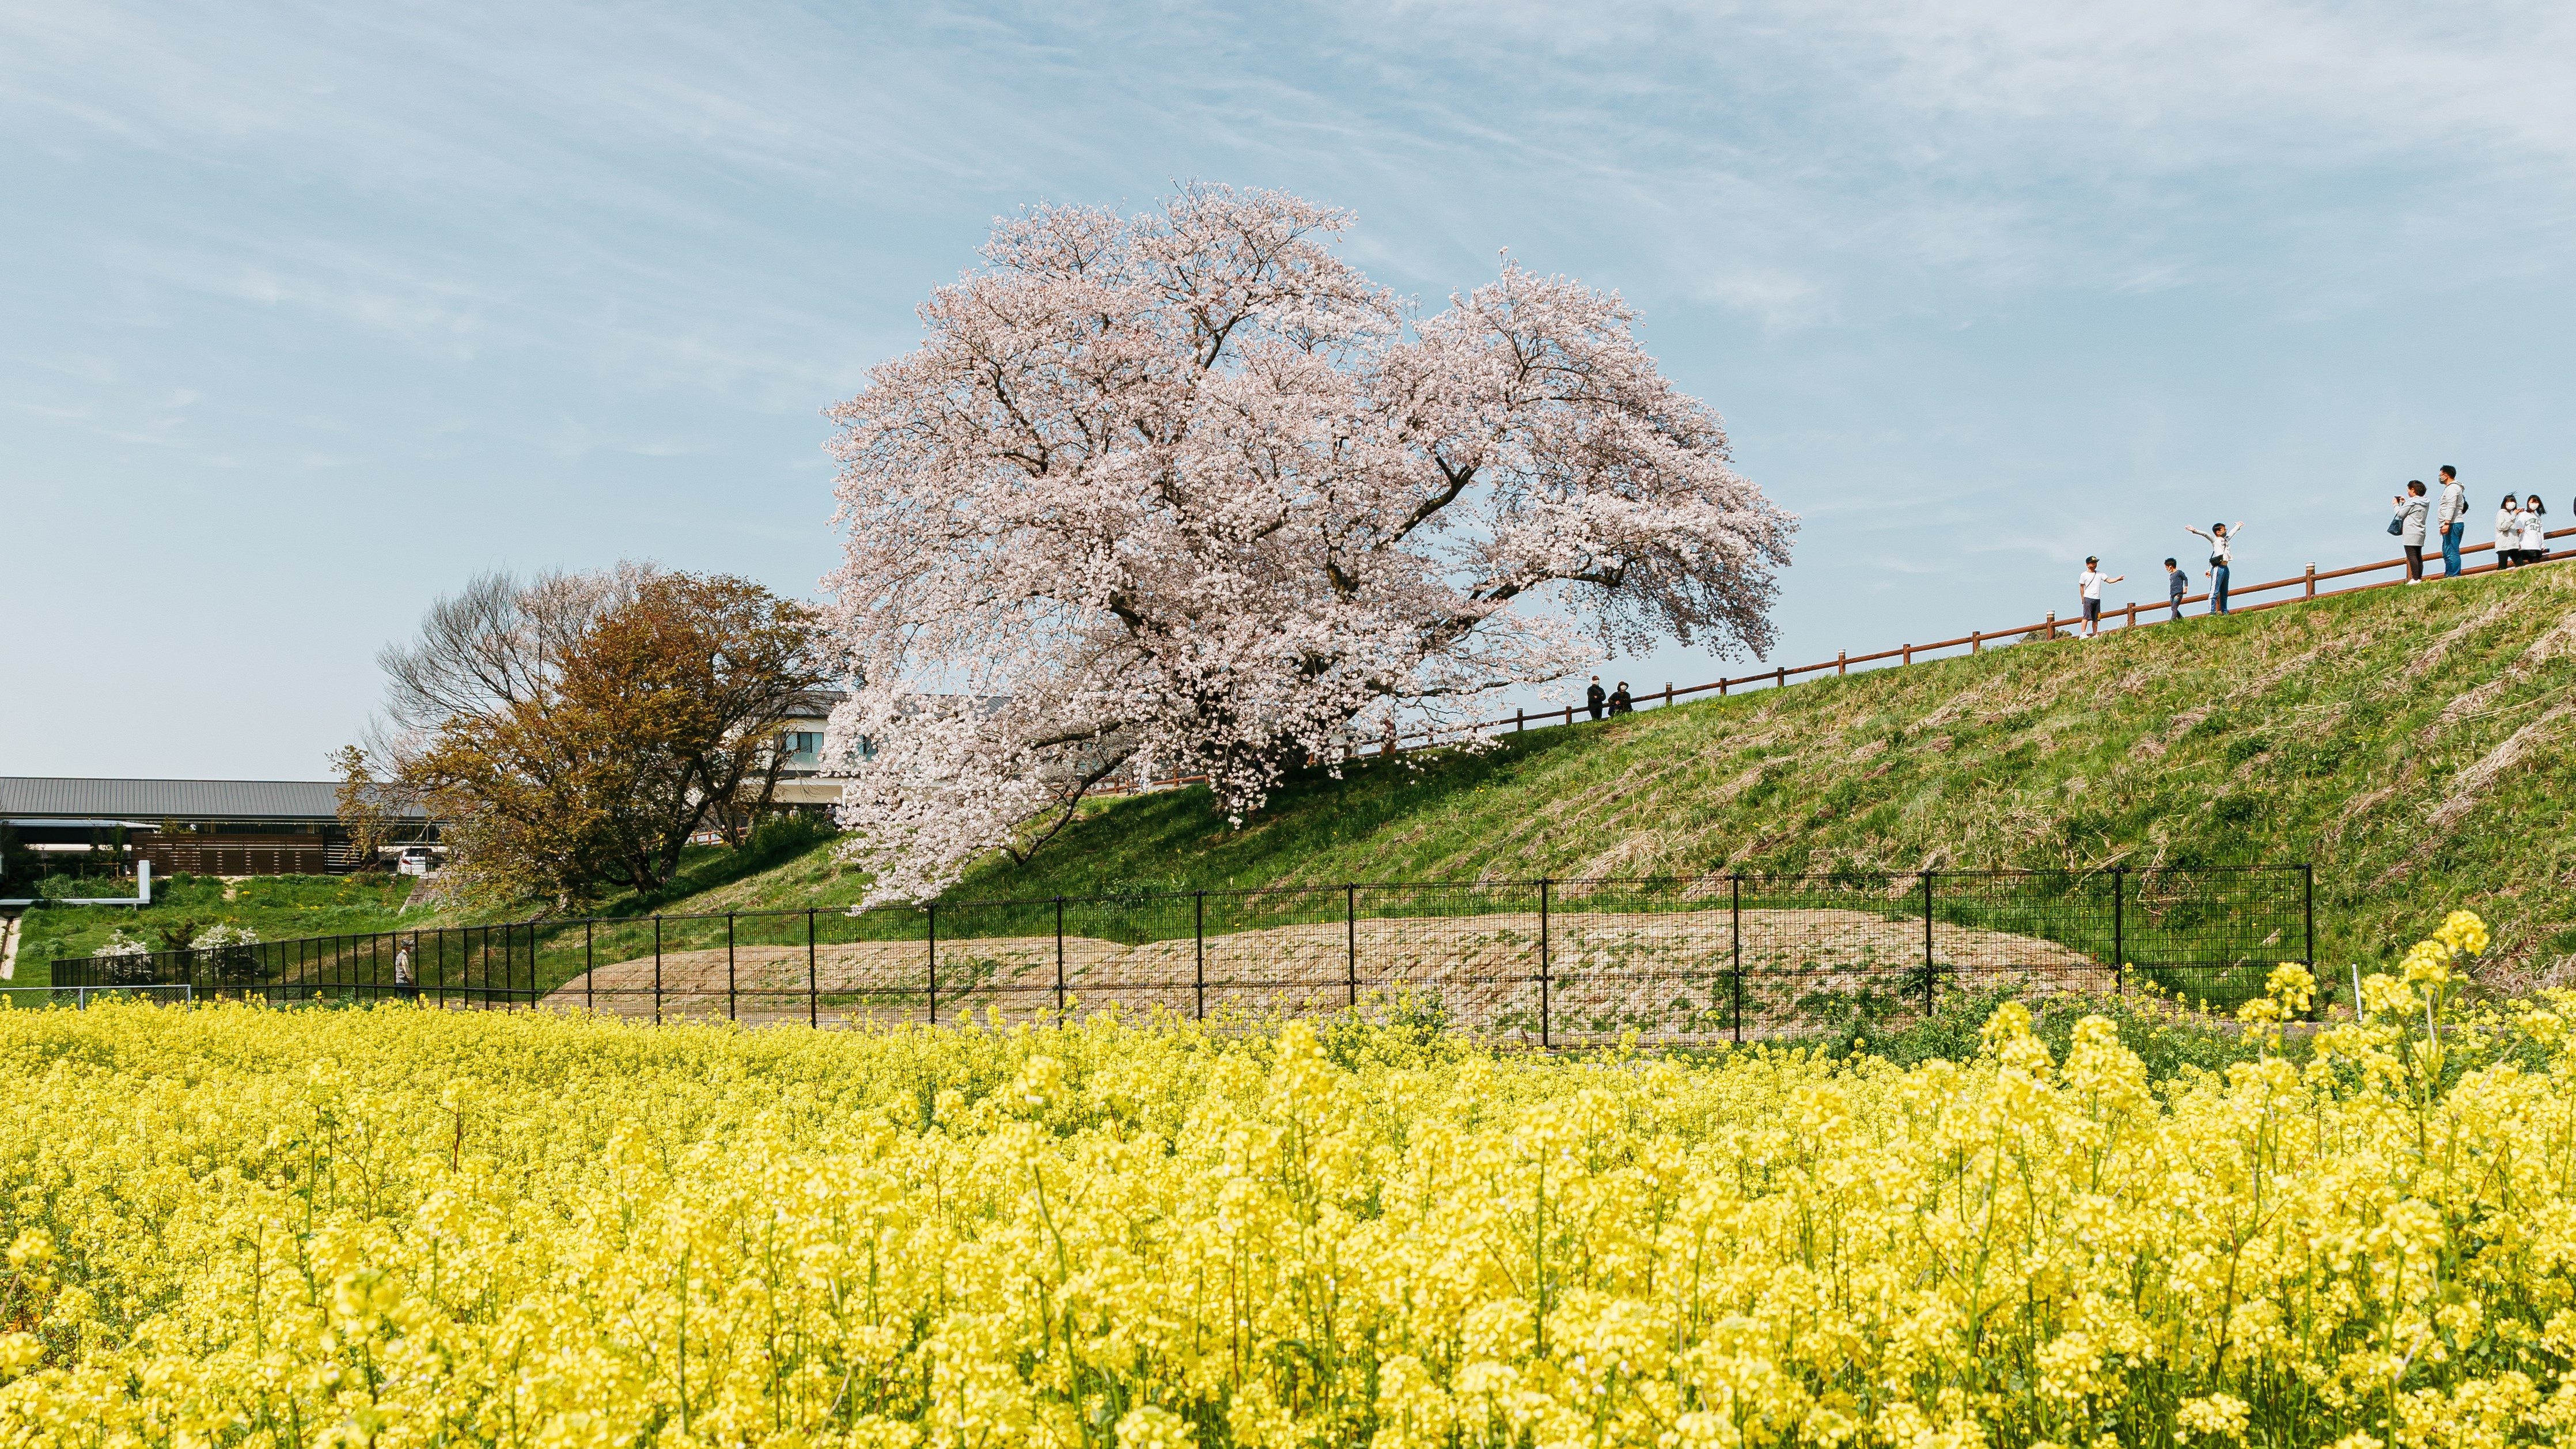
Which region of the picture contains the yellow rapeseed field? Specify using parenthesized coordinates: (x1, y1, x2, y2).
(5, 912, 2573, 1448)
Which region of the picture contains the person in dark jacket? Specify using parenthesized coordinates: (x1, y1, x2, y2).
(1585, 676, 1606, 720)
(2164, 557, 2187, 620)
(1608, 682, 1634, 714)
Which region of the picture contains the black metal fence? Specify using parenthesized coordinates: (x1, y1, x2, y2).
(52, 865, 2314, 1045)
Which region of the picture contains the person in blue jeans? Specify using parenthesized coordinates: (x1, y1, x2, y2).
(2164, 557, 2187, 619)
(2436, 465, 2467, 577)
(2184, 521, 2242, 614)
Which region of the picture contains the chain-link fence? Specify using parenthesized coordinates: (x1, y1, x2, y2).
(49, 865, 2313, 1043)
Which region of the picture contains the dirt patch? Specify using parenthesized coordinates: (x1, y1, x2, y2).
(544, 907, 2111, 1041)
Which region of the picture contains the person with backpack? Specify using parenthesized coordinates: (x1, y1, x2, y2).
(2437, 466, 2467, 577)
(2392, 481, 2430, 582)
(2078, 557, 2124, 637)
(2184, 522, 2242, 614)
(2497, 493, 2528, 568)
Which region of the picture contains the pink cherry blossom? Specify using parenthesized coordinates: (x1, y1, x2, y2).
(822, 185, 1794, 901)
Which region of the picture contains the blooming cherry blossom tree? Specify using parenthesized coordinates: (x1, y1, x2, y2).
(824, 186, 1794, 900)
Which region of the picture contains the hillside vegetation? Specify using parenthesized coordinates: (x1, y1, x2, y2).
(8, 875, 415, 992)
(35, 564, 2566, 990)
(439, 559, 2576, 985)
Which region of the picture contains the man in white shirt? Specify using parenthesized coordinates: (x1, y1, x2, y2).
(2436, 465, 2467, 577)
(2079, 557, 2124, 637)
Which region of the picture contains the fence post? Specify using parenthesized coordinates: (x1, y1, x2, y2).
(1054, 896, 1067, 1025)
(1730, 873, 1742, 1045)
(1538, 876, 1552, 1050)
(653, 916, 662, 1026)
(2305, 563, 2316, 600)
(584, 920, 594, 1013)
(1517, 708, 1525, 732)
(1775, 665, 1785, 689)
(726, 913, 737, 1022)
(1836, 652, 1845, 676)
(2111, 867, 2126, 994)
(2045, 610, 2056, 638)
(926, 903, 938, 1025)
(1563, 704, 1573, 727)
(1921, 872, 1937, 1017)
(2302, 864, 2316, 969)
(1194, 890, 1206, 1020)
(1972, 630, 1982, 654)
(1346, 884, 1358, 1007)
(1903, 643, 1912, 665)
(2126, 601, 2137, 629)
(808, 907, 818, 1029)
(1720, 676, 1728, 695)
(1664, 681, 1674, 706)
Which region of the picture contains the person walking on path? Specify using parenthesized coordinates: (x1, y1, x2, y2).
(1608, 682, 1634, 714)
(2437, 466, 2467, 577)
(2521, 495, 2551, 568)
(2079, 557, 2124, 637)
(2497, 493, 2528, 568)
(1585, 676, 1607, 721)
(2163, 558, 2188, 620)
(393, 943, 418, 1002)
(2185, 522, 2242, 614)
(2392, 482, 2430, 581)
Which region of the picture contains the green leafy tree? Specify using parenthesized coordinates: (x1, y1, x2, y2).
(369, 566, 824, 903)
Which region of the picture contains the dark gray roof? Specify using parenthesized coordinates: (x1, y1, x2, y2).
(0, 778, 424, 821)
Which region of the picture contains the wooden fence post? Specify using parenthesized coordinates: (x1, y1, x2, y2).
(1971, 630, 1982, 654)
(2305, 562, 2316, 600)
(1836, 651, 1846, 676)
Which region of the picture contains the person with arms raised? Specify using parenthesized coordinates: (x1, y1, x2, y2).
(2184, 521, 2243, 614)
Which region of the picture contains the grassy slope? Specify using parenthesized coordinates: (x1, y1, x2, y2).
(424, 561, 2576, 988)
(10, 875, 416, 991)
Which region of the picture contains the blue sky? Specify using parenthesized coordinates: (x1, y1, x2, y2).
(7, 1, 2572, 776)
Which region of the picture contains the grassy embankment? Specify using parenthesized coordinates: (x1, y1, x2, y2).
(7, 874, 415, 992)
(472, 557, 2576, 996)
(25, 561, 2576, 997)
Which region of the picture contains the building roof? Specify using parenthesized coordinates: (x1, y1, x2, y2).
(0, 778, 425, 822)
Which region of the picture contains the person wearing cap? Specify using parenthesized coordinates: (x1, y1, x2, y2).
(2078, 557, 2124, 638)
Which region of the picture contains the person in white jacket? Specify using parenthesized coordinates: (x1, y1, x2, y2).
(2497, 494, 2528, 568)
(2391, 482, 2431, 581)
(2184, 521, 2242, 614)
(2436, 466, 2467, 577)
(2521, 494, 2551, 567)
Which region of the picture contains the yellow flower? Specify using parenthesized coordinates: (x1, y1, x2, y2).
(0, 913, 2562, 1449)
